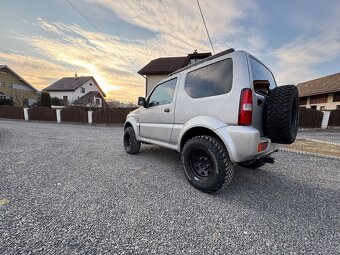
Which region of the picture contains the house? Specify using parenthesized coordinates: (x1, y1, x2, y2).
(44, 75, 108, 108)
(0, 91, 10, 100)
(297, 72, 340, 110)
(138, 51, 211, 96)
(0, 65, 38, 107)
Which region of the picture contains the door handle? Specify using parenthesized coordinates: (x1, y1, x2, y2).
(164, 108, 170, 112)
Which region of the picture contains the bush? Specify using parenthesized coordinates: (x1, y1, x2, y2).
(40, 92, 51, 108)
(50, 96, 61, 106)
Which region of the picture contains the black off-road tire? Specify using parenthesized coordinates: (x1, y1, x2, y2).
(181, 136, 234, 193)
(123, 127, 141, 154)
(239, 159, 266, 169)
(265, 85, 299, 144)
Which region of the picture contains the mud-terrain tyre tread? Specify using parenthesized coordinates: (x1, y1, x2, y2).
(265, 85, 299, 144)
(124, 127, 141, 154)
(181, 136, 234, 193)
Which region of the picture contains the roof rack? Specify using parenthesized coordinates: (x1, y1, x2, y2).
(169, 48, 235, 76)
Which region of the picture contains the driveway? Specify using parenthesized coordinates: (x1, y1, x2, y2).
(0, 120, 339, 254)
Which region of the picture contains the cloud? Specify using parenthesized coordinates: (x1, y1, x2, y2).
(0, 52, 69, 88)
(3, 0, 258, 101)
(268, 34, 340, 85)
(0, 0, 278, 100)
(85, 0, 256, 53)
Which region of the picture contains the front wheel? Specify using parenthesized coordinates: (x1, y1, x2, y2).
(181, 136, 234, 193)
(124, 127, 141, 154)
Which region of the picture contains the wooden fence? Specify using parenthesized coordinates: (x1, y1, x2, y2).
(328, 109, 340, 126)
(28, 106, 57, 121)
(93, 108, 136, 124)
(61, 107, 88, 123)
(298, 107, 323, 128)
(0, 106, 24, 119)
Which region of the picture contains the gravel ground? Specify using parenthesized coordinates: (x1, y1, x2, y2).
(1, 120, 339, 254)
(297, 129, 340, 143)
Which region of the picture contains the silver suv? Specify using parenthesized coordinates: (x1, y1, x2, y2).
(124, 49, 299, 193)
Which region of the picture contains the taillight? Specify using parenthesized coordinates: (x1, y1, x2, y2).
(238, 88, 253, 126)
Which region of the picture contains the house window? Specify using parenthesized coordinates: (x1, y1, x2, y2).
(0, 71, 8, 75)
(96, 98, 100, 105)
(90, 83, 92, 86)
(8, 83, 13, 88)
(310, 94, 328, 104)
(81, 87, 85, 93)
(63, 96, 68, 101)
(299, 97, 308, 105)
(333, 92, 340, 102)
(23, 99, 28, 106)
(320, 106, 325, 111)
(0, 81, 4, 87)
(310, 105, 317, 110)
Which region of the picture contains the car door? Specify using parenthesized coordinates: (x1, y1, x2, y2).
(139, 77, 178, 143)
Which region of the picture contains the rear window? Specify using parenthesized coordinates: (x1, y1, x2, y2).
(250, 57, 276, 89)
(184, 58, 233, 99)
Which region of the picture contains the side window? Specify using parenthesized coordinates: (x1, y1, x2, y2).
(184, 58, 233, 99)
(148, 78, 177, 107)
(250, 57, 276, 89)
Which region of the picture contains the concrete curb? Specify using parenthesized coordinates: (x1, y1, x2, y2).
(303, 138, 340, 147)
(279, 147, 340, 160)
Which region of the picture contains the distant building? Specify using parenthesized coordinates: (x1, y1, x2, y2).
(0, 65, 38, 107)
(138, 51, 211, 96)
(297, 72, 340, 110)
(44, 75, 108, 108)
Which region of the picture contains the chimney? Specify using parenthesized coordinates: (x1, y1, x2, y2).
(75, 72, 78, 79)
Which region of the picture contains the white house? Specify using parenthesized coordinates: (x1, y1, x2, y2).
(297, 72, 340, 110)
(44, 75, 107, 107)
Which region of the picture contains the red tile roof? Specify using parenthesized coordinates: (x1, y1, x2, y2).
(297, 72, 340, 97)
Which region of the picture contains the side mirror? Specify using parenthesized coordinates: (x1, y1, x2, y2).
(138, 97, 146, 107)
(253, 80, 270, 96)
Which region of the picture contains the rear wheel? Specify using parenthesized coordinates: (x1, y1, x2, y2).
(181, 136, 234, 193)
(124, 127, 141, 154)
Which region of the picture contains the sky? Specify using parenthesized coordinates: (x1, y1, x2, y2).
(0, 0, 339, 102)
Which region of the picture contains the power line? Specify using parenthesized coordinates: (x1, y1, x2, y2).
(196, 0, 215, 54)
(64, 0, 134, 65)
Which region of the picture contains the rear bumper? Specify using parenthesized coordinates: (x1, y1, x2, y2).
(215, 125, 279, 162)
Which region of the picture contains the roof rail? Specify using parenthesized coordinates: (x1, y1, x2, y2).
(169, 48, 235, 76)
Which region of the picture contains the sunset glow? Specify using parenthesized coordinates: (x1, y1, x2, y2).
(1, 0, 340, 101)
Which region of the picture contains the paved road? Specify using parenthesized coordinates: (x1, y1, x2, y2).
(1, 120, 339, 254)
(297, 129, 340, 143)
